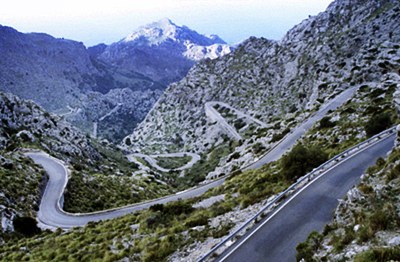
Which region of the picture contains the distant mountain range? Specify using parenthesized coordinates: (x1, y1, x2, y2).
(0, 19, 231, 142)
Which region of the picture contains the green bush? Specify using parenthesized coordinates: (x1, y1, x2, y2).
(387, 163, 400, 181)
(280, 143, 328, 181)
(252, 142, 266, 155)
(369, 204, 397, 231)
(319, 116, 336, 129)
(13, 216, 40, 237)
(185, 213, 209, 227)
(364, 112, 392, 137)
(271, 128, 290, 143)
(357, 226, 374, 243)
(296, 231, 322, 262)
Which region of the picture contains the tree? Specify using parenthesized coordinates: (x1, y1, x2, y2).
(280, 143, 328, 181)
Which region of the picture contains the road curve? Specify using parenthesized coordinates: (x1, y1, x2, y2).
(218, 132, 396, 262)
(27, 87, 359, 229)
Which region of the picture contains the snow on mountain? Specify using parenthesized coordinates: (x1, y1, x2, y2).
(122, 18, 228, 51)
(95, 18, 232, 85)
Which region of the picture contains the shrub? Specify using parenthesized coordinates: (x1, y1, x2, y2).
(319, 116, 336, 129)
(185, 213, 208, 227)
(228, 152, 241, 162)
(358, 183, 373, 194)
(234, 119, 246, 130)
(364, 112, 392, 137)
(252, 142, 266, 155)
(271, 128, 290, 143)
(149, 203, 164, 212)
(280, 143, 328, 181)
(354, 247, 400, 262)
(357, 226, 374, 243)
(124, 137, 132, 146)
(369, 204, 397, 231)
(13, 216, 40, 236)
(387, 163, 400, 181)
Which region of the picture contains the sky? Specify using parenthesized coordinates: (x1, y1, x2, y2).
(0, 0, 333, 47)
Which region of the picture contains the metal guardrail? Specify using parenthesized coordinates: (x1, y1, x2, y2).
(197, 126, 397, 262)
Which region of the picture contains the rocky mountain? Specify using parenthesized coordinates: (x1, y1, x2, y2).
(123, 0, 400, 176)
(94, 18, 232, 86)
(0, 20, 230, 143)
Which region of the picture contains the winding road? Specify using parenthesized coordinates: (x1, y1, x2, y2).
(27, 86, 362, 229)
(206, 101, 268, 129)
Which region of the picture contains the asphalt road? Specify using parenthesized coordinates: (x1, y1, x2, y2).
(218, 132, 395, 262)
(26, 86, 360, 229)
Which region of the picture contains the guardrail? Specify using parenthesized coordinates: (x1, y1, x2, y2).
(197, 126, 397, 262)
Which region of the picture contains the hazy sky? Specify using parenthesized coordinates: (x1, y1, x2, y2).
(0, 0, 333, 47)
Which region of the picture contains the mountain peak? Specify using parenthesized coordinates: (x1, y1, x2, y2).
(123, 18, 178, 44)
(122, 18, 227, 47)
(155, 17, 175, 27)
